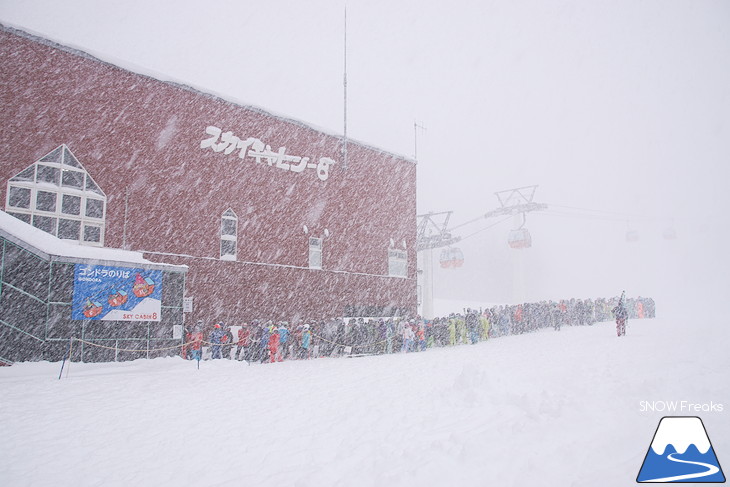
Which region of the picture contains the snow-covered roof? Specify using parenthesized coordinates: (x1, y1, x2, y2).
(0, 210, 187, 272)
(0, 23, 416, 166)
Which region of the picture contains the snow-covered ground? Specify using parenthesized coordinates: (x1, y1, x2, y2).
(1, 315, 728, 487)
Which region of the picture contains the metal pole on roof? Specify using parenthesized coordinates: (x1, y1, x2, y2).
(122, 189, 129, 250)
(414, 122, 417, 160)
(414, 121, 426, 161)
(343, 4, 348, 171)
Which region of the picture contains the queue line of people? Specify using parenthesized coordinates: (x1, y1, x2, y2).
(182, 295, 656, 363)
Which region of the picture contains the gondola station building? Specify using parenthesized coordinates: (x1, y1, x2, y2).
(0, 25, 417, 362)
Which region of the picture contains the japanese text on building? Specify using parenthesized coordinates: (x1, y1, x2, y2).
(200, 126, 336, 182)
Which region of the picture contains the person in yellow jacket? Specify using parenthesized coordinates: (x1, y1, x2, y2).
(457, 316, 467, 344)
(480, 312, 491, 340)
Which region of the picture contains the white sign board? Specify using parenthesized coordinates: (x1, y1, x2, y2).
(173, 325, 183, 340)
(183, 297, 193, 313)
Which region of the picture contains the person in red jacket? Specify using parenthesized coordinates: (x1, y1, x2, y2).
(417, 323, 426, 351)
(268, 325, 280, 363)
(182, 329, 192, 359)
(189, 321, 204, 361)
(235, 323, 251, 361)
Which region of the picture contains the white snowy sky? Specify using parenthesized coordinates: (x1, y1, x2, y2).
(1, 0, 729, 308)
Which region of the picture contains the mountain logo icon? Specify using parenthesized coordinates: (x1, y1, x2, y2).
(637, 416, 726, 483)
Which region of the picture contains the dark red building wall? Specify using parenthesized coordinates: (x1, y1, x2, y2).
(0, 26, 417, 323)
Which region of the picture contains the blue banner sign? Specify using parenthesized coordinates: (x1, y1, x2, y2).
(72, 264, 163, 321)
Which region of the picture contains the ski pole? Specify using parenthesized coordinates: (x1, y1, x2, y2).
(58, 338, 72, 380)
(58, 356, 65, 380)
(62, 338, 75, 379)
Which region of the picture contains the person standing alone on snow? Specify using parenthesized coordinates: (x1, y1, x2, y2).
(612, 292, 628, 337)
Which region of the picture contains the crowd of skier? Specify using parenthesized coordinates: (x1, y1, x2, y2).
(183, 295, 655, 363)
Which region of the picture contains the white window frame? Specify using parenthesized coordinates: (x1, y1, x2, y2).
(309, 237, 322, 269)
(220, 208, 238, 261)
(5, 145, 106, 246)
(388, 248, 407, 277)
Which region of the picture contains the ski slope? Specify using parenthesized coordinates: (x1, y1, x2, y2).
(649, 453, 720, 483)
(1, 316, 727, 487)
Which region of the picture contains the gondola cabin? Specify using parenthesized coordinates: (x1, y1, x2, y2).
(508, 228, 532, 249)
(108, 289, 128, 307)
(132, 273, 155, 298)
(439, 247, 464, 268)
(83, 299, 103, 318)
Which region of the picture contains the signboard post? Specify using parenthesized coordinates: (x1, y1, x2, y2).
(180, 296, 194, 358)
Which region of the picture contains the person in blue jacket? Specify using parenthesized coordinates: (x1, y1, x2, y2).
(300, 324, 312, 359)
(278, 323, 290, 361)
(209, 322, 224, 359)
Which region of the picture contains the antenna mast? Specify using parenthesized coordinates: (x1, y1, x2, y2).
(414, 121, 426, 161)
(343, 5, 348, 171)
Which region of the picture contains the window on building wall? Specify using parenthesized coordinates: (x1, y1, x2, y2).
(5, 145, 107, 246)
(33, 215, 56, 235)
(36, 191, 57, 212)
(8, 186, 31, 209)
(61, 194, 81, 215)
(309, 237, 322, 269)
(388, 249, 407, 277)
(84, 225, 101, 243)
(220, 209, 238, 261)
(86, 199, 104, 218)
(58, 219, 81, 240)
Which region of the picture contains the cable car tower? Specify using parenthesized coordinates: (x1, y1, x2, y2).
(445, 185, 547, 305)
(416, 187, 547, 317)
(417, 211, 460, 252)
(490, 185, 546, 302)
(416, 211, 461, 319)
(449, 185, 547, 249)
(493, 186, 547, 249)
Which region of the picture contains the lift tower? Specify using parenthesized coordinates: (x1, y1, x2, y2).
(416, 211, 460, 319)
